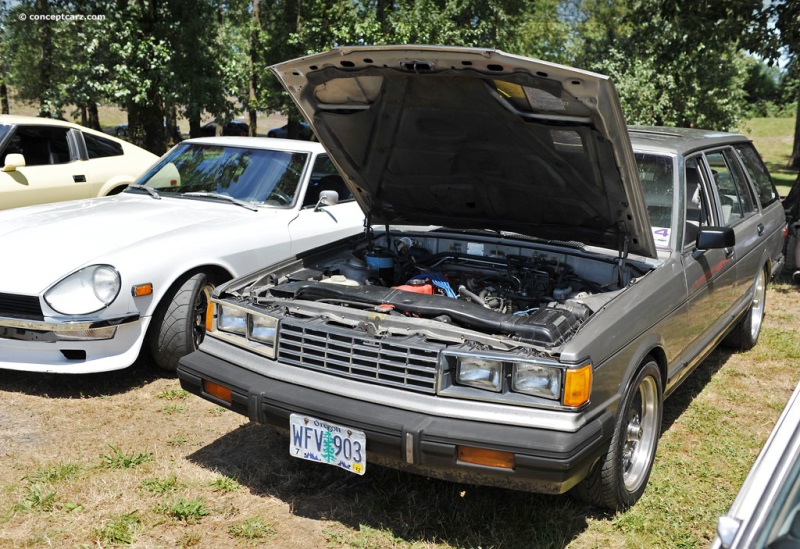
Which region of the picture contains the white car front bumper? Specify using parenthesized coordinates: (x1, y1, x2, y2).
(0, 314, 151, 373)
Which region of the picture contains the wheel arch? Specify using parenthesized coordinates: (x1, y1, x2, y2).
(159, 264, 233, 299)
(617, 336, 668, 404)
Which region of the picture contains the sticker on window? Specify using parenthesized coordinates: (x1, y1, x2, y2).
(652, 227, 670, 247)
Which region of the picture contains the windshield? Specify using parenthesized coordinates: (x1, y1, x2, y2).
(636, 152, 675, 249)
(0, 124, 12, 145)
(133, 143, 309, 207)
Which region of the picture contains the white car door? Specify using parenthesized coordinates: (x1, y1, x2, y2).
(0, 125, 88, 209)
(287, 155, 364, 253)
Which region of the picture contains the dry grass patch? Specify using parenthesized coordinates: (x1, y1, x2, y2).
(1, 281, 799, 547)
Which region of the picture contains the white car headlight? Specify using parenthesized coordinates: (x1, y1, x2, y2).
(456, 357, 503, 392)
(512, 362, 561, 400)
(44, 265, 121, 315)
(218, 306, 247, 335)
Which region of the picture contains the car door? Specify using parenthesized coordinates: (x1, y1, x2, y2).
(0, 125, 87, 209)
(675, 153, 738, 375)
(78, 131, 129, 197)
(287, 154, 363, 253)
(733, 142, 786, 278)
(703, 147, 763, 304)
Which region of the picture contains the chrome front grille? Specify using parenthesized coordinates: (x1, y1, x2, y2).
(277, 320, 442, 394)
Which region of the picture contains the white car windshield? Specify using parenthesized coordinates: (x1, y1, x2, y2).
(132, 143, 309, 207)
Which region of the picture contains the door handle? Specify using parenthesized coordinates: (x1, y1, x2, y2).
(757, 223, 764, 236)
(73, 175, 86, 183)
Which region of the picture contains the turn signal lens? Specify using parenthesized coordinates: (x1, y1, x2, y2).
(206, 302, 215, 332)
(458, 446, 515, 469)
(203, 380, 231, 403)
(563, 364, 592, 407)
(131, 283, 153, 297)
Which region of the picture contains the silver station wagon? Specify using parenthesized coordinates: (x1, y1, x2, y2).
(177, 46, 786, 510)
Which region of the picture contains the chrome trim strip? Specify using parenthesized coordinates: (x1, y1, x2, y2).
(0, 314, 140, 332)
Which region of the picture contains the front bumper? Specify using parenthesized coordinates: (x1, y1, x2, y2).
(0, 314, 148, 373)
(178, 350, 615, 494)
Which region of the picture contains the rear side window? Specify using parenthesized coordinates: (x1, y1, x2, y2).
(705, 149, 757, 227)
(83, 132, 123, 158)
(734, 143, 780, 208)
(3, 125, 71, 166)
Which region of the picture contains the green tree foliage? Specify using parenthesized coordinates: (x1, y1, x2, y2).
(578, 0, 761, 130)
(758, 0, 800, 167)
(0, 0, 793, 150)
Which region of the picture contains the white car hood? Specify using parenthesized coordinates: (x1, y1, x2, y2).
(0, 195, 282, 295)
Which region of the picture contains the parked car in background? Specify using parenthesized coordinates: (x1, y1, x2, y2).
(177, 46, 786, 511)
(713, 382, 800, 548)
(267, 122, 313, 140)
(113, 120, 181, 140)
(199, 120, 249, 137)
(0, 137, 364, 373)
(0, 115, 157, 210)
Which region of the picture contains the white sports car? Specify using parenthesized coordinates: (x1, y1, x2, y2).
(0, 137, 364, 373)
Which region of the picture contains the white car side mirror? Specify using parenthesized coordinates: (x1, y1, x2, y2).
(2, 153, 26, 172)
(314, 190, 339, 211)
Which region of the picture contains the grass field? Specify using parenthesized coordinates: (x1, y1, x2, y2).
(739, 117, 799, 194)
(0, 116, 798, 547)
(1, 282, 797, 548)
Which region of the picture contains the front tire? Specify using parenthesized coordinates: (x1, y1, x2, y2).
(573, 360, 663, 510)
(148, 272, 216, 372)
(724, 266, 767, 351)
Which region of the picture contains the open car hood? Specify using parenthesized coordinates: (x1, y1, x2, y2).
(271, 45, 656, 258)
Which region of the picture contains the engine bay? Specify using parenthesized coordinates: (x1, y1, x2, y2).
(241, 230, 652, 348)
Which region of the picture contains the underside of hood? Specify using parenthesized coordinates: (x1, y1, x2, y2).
(271, 45, 655, 258)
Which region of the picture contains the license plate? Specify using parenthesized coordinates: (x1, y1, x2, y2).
(289, 414, 366, 475)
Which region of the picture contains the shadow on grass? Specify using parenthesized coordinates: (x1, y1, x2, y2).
(185, 349, 746, 547)
(188, 423, 608, 548)
(660, 345, 733, 434)
(0, 354, 171, 399)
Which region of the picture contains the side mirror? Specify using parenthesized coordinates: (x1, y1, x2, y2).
(314, 190, 339, 211)
(696, 226, 735, 250)
(716, 516, 741, 549)
(2, 153, 26, 172)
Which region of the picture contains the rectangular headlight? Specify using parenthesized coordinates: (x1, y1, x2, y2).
(248, 315, 278, 346)
(217, 306, 246, 335)
(511, 362, 561, 400)
(456, 357, 503, 392)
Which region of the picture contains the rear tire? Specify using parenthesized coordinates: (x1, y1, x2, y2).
(148, 272, 216, 372)
(573, 360, 663, 510)
(724, 266, 767, 351)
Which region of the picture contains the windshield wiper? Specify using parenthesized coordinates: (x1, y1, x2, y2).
(182, 192, 258, 212)
(125, 185, 161, 199)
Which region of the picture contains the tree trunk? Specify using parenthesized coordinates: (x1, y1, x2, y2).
(88, 102, 101, 131)
(790, 88, 800, 169)
(80, 106, 88, 126)
(248, 0, 260, 137)
(0, 83, 8, 114)
(37, 0, 53, 117)
(166, 105, 181, 143)
(189, 113, 201, 139)
(131, 0, 167, 155)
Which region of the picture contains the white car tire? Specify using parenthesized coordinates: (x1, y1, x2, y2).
(148, 272, 216, 372)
